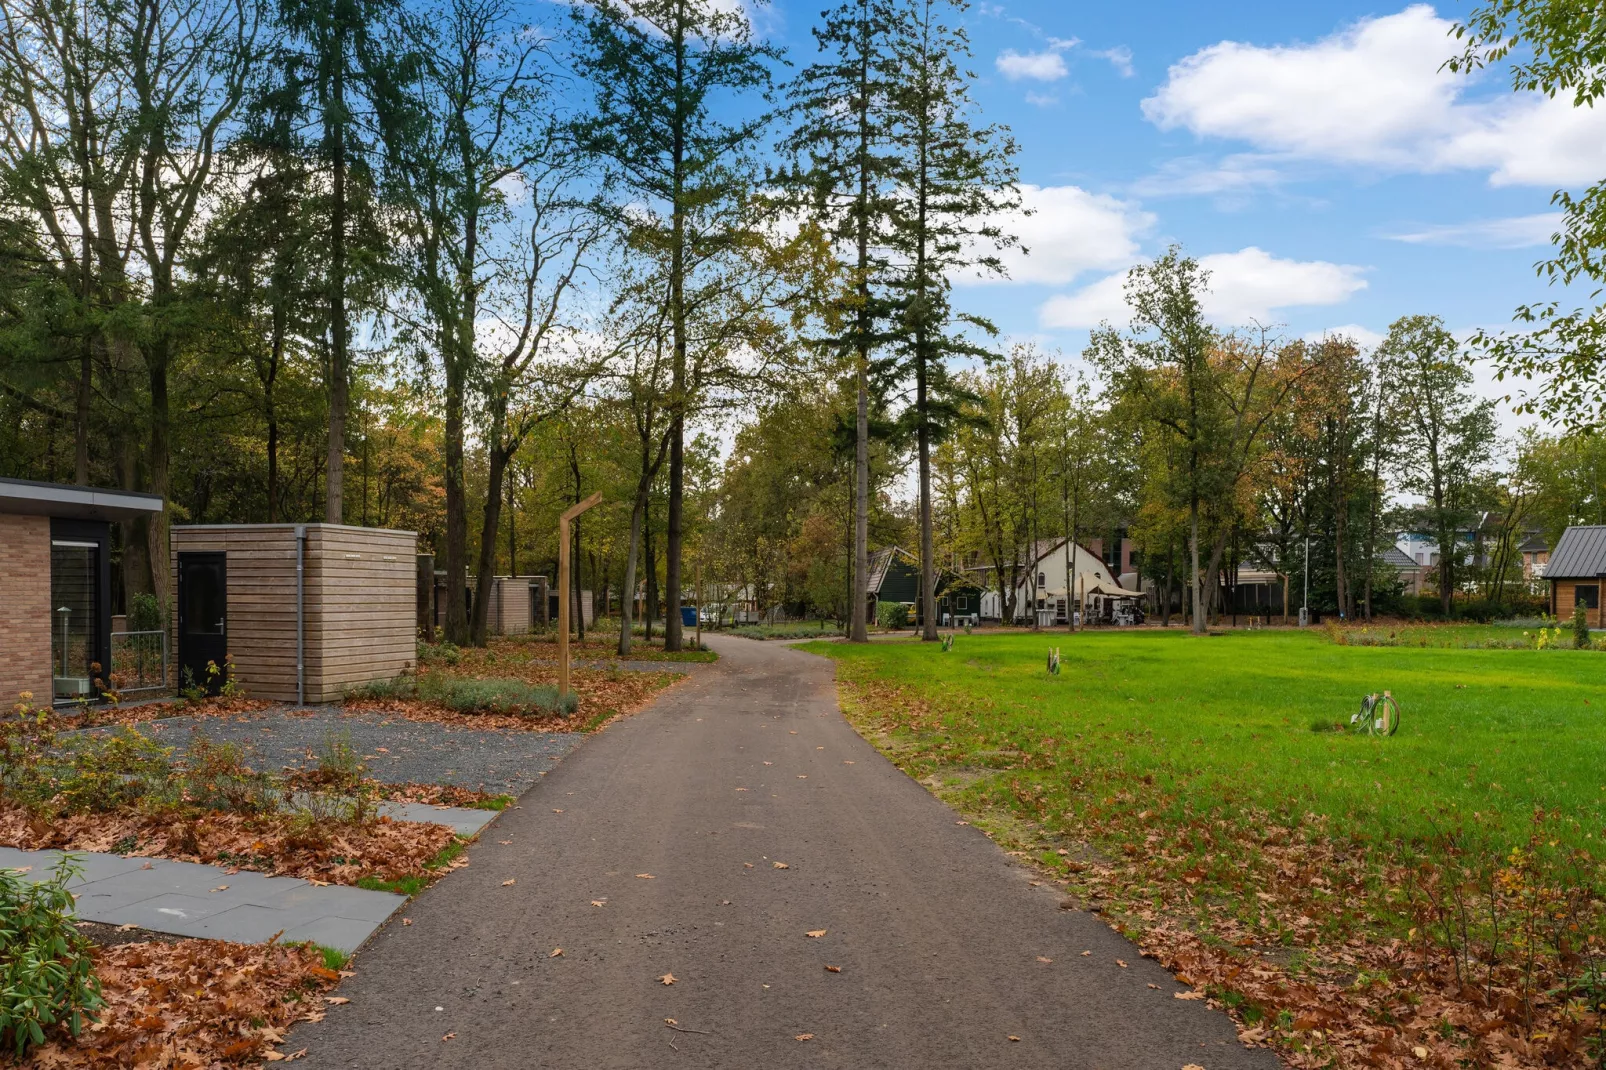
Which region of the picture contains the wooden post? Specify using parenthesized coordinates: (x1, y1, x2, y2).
(559, 491, 604, 701)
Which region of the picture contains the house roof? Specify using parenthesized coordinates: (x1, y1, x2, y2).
(0, 477, 163, 522)
(866, 546, 917, 592)
(1519, 534, 1549, 553)
(1546, 526, 1606, 579)
(1379, 546, 1419, 570)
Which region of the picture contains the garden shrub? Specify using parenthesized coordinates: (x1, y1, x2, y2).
(418, 640, 462, 666)
(876, 601, 910, 630)
(346, 675, 578, 718)
(0, 857, 103, 1057)
(1574, 602, 1592, 649)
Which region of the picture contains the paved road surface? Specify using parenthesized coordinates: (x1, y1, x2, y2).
(293, 636, 1276, 1070)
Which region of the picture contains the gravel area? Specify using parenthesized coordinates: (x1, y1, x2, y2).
(78, 706, 583, 796)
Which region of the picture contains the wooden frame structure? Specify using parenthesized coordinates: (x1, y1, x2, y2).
(558, 492, 603, 700)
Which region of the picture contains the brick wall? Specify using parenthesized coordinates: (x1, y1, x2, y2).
(0, 513, 52, 703)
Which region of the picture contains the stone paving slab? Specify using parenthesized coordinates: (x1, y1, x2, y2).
(1, 847, 406, 953)
(377, 800, 499, 836)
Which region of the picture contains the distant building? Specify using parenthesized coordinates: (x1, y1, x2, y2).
(1545, 526, 1606, 627)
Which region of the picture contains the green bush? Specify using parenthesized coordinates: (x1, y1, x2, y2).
(876, 601, 910, 630)
(1574, 602, 1592, 649)
(346, 674, 578, 718)
(0, 857, 103, 1057)
(127, 592, 162, 633)
(418, 640, 461, 666)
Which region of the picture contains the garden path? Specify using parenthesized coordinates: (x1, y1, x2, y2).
(287, 635, 1277, 1070)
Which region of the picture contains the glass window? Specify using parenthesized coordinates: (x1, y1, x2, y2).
(50, 540, 98, 700)
(1577, 584, 1600, 610)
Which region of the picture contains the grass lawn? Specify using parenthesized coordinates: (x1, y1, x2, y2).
(818, 628, 1605, 853)
(809, 628, 1606, 1066)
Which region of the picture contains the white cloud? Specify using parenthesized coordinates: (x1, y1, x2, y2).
(959, 184, 1156, 287)
(1091, 45, 1134, 78)
(1024, 91, 1059, 108)
(1304, 324, 1386, 349)
(1383, 212, 1564, 249)
(997, 47, 1068, 82)
(1131, 154, 1286, 198)
(1039, 247, 1368, 328)
(1140, 4, 1606, 188)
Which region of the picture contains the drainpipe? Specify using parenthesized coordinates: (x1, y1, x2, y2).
(295, 524, 306, 706)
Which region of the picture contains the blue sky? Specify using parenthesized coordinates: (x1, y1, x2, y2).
(755, 0, 1603, 432)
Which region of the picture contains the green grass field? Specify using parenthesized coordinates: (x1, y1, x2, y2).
(811, 627, 1606, 880)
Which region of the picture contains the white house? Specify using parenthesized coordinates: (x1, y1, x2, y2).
(977, 538, 1143, 625)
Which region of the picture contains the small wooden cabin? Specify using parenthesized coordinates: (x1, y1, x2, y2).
(170, 524, 416, 703)
(1546, 525, 1606, 628)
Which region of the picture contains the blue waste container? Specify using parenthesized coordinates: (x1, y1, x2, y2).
(681, 606, 698, 627)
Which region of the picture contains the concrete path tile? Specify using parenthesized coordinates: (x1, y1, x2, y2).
(377, 800, 499, 835)
(1, 847, 405, 952)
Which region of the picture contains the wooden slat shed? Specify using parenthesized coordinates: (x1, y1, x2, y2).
(1546, 525, 1606, 629)
(170, 524, 417, 703)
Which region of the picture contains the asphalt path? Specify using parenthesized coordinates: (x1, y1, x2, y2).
(292, 635, 1277, 1070)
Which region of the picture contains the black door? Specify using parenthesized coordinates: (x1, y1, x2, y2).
(177, 552, 227, 695)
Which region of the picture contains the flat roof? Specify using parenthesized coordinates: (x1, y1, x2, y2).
(0, 477, 164, 522)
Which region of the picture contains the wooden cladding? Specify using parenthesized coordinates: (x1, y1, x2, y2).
(170, 524, 417, 704)
(1552, 579, 1604, 629)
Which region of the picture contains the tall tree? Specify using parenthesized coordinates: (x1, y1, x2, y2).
(390, 0, 596, 646)
(886, 0, 1021, 641)
(1377, 315, 1497, 615)
(267, 0, 408, 523)
(1453, 5, 1606, 430)
(784, 0, 901, 643)
(573, 0, 781, 651)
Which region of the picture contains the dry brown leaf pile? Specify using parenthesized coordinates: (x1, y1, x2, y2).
(0, 802, 455, 886)
(18, 940, 338, 1069)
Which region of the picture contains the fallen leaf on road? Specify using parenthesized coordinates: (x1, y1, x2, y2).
(502, 879, 517, 886)
(806, 929, 827, 938)
(659, 973, 676, 985)
(744, 863, 754, 869)
(816, 747, 824, 750)
(1116, 960, 1128, 968)
(498, 840, 512, 845)
(843, 760, 854, 765)
(376, 747, 389, 752)
(1081, 951, 1091, 956)
(665, 1019, 678, 1026)
(796, 775, 807, 779)
(550, 948, 563, 957)
(264, 1049, 307, 1062)
(955, 820, 967, 826)
(1174, 991, 1205, 1001)
(1009, 1035, 1021, 1042)
(1182, 1064, 1205, 1070)
(1148, 983, 1159, 990)
(209, 885, 229, 892)
(735, 787, 748, 792)
(141, 862, 153, 869)
(307, 878, 331, 886)
(326, 997, 350, 1005)
(794, 1033, 813, 1041)
(763, 761, 773, 766)
(636, 873, 655, 879)
(442, 1033, 456, 1041)
(1036, 956, 1052, 964)
(789, 731, 797, 735)
(772, 861, 789, 869)
(591, 900, 606, 907)
(825, 965, 841, 973)
(552, 809, 564, 814)
(402, 918, 412, 926)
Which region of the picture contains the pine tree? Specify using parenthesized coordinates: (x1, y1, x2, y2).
(782, 0, 902, 643)
(885, 0, 1021, 641)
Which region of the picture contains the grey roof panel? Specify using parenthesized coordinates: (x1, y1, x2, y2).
(1546, 525, 1606, 579)
(0, 477, 163, 521)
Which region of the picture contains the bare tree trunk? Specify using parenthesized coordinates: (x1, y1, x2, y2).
(1190, 497, 1203, 634)
(917, 352, 937, 642)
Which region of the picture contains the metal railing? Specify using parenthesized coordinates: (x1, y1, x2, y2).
(109, 629, 168, 694)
